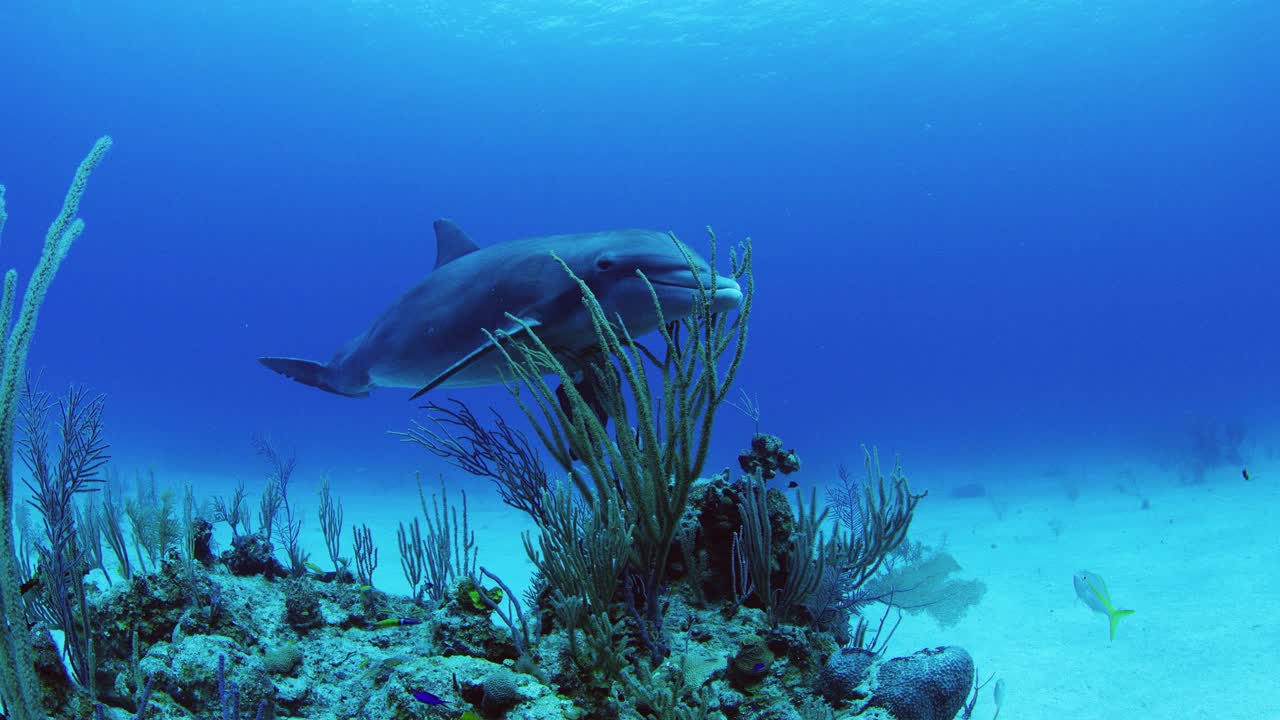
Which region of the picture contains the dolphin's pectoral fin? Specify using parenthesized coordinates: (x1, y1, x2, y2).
(555, 354, 620, 460)
(259, 357, 369, 398)
(408, 318, 542, 401)
(407, 344, 492, 401)
(558, 358, 618, 430)
(432, 219, 481, 269)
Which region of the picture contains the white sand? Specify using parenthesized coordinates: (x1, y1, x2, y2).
(888, 461, 1280, 720)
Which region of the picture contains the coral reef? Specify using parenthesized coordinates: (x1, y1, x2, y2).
(738, 433, 802, 481)
(0, 221, 990, 720)
(866, 646, 974, 720)
(30, 456, 975, 719)
(223, 533, 288, 579)
(819, 647, 877, 704)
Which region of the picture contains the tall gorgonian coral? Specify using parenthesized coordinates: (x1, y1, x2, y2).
(492, 230, 753, 658)
(0, 136, 113, 720)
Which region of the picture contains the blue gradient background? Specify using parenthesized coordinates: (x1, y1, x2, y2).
(0, 1, 1274, 490)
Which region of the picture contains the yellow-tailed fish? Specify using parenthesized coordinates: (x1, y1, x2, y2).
(1073, 570, 1135, 640)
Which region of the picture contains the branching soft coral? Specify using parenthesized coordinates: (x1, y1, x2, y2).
(0, 136, 113, 720)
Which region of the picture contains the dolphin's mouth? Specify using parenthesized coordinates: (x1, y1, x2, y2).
(649, 273, 743, 311)
(709, 275, 744, 311)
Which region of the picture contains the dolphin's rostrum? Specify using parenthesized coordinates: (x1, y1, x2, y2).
(259, 219, 744, 399)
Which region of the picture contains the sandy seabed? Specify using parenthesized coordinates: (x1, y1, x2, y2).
(889, 460, 1280, 720)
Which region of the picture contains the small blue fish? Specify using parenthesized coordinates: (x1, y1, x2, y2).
(412, 691, 447, 706)
(752, 662, 766, 673)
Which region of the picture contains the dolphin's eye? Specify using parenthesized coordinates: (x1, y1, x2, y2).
(595, 257, 615, 271)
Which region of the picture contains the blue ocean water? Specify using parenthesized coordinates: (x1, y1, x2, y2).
(0, 0, 1275, 489)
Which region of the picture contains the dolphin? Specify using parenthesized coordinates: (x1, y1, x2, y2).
(259, 219, 744, 399)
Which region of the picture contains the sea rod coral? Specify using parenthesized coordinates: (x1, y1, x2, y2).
(0, 136, 113, 720)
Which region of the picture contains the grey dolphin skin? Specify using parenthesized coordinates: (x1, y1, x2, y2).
(259, 220, 744, 399)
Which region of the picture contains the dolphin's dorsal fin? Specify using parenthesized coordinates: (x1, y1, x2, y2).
(408, 318, 542, 401)
(432, 219, 480, 269)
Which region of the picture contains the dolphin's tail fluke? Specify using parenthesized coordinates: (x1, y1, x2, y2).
(258, 357, 369, 398)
